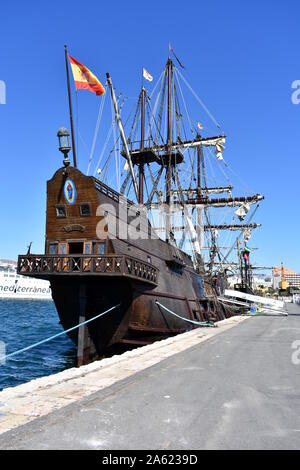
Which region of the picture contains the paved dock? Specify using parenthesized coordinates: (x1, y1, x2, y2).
(0, 305, 300, 449)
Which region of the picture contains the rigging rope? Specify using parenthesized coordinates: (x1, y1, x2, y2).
(87, 85, 107, 175)
(78, 130, 90, 155)
(93, 123, 114, 177)
(93, 95, 125, 178)
(149, 69, 165, 99)
(174, 69, 195, 135)
(111, 94, 120, 191)
(176, 68, 223, 131)
(155, 68, 167, 144)
(222, 204, 260, 264)
(146, 95, 164, 146)
(76, 90, 79, 164)
(156, 301, 216, 327)
(127, 94, 141, 143)
(0, 304, 120, 362)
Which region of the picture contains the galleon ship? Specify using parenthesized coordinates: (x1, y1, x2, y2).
(17, 50, 263, 365)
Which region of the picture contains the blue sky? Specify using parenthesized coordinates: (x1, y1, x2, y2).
(0, 0, 299, 271)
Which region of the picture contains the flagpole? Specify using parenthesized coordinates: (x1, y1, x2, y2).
(64, 44, 77, 168)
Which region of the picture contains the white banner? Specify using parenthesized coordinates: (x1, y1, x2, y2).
(143, 67, 153, 82)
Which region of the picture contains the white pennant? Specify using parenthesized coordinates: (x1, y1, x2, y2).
(143, 67, 153, 82)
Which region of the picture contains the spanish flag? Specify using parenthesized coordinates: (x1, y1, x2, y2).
(69, 55, 105, 96)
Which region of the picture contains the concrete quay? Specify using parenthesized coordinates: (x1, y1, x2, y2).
(0, 316, 247, 439)
(0, 305, 299, 449)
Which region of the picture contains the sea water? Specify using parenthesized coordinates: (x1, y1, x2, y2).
(0, 299, 76, 391)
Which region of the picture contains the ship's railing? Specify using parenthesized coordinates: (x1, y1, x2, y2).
(18, 254, 158, 285)
(93, 179, 120, 203)
(127, 139, 158, 152)
(93, 178, 135, 207)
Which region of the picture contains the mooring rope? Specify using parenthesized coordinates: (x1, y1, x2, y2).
(155, 301, 217, 328)
(0, 304, 120, 362)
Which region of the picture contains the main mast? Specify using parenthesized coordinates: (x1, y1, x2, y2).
(196, 143, 203, 258)
(139, 86, 146, 205)
(166, 58, 173, 243)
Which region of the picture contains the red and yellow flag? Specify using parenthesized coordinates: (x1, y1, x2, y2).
(69, 55, 105, 96)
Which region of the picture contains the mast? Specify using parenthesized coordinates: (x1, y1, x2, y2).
(64, 45, 77, 168)
(139, 86, 146, 205)
(238, 239, 243, 285)
(197, 144, 201, 195)
(196, 143, 203, 258)
(106, 73, 139, 200)
(166, 58, 173, 243)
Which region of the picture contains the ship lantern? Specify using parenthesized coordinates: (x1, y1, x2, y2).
(57, 127, 71, 167)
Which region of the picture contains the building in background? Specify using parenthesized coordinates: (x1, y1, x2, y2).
(227, 274, 272, 290)
(273, 266, 300, 289)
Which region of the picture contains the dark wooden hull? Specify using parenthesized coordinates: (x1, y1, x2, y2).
(17, 166, 232, 365)
(50, 272, 228, 364)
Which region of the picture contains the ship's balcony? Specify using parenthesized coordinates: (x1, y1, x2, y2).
(17, 254, 158, 286)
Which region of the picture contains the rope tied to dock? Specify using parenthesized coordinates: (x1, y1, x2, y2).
(156, 301, 217, 328)
(0, 304, 120, 362)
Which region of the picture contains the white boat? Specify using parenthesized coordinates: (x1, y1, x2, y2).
(0, 260, 52, 300)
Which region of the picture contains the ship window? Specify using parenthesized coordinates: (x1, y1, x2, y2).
(49, 243, 58, 255)
(59, 243, 68, 255)
(84, 243, 92, 255)
(56, 205, 66, 217)
(80, 204, 91, 216)
(97, 242, 106, 255)
(147, 256, 152, 264)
